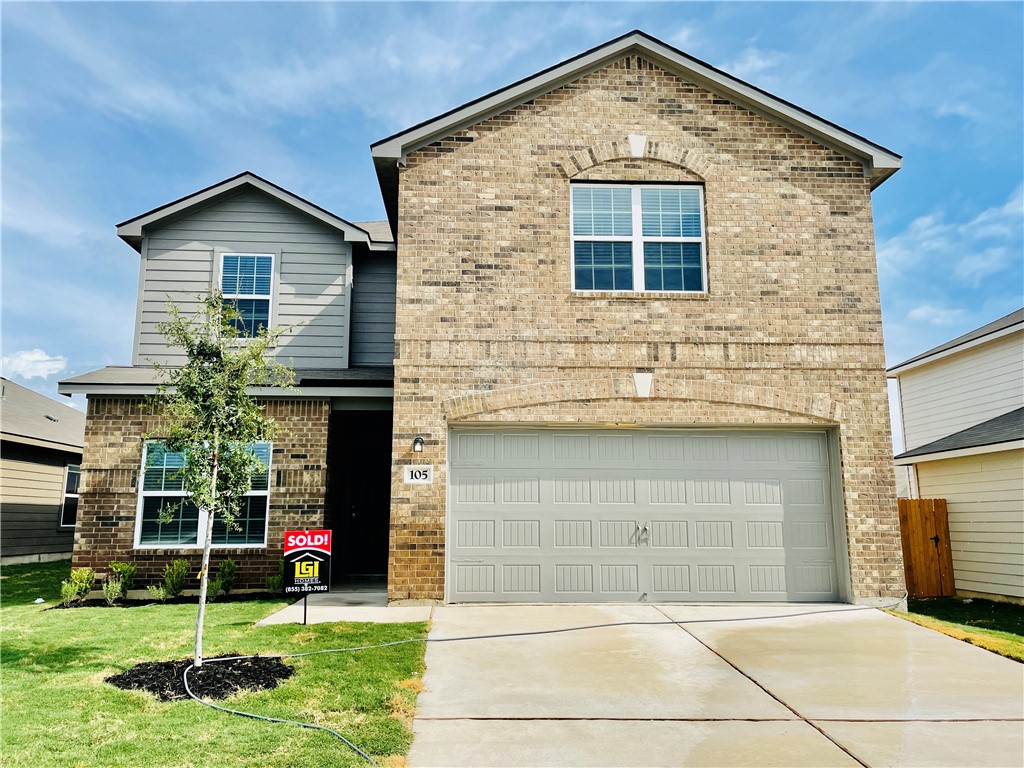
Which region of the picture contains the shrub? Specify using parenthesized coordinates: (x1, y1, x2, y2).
(108, 562, 137, 594)
(162, 559, 190, 598)
(59, 568, 95, 606)
(216, 558, 238, 594)
(146, 584, 168, 603)
(102, 576, 124, 606)
(265, 559, 284, 595)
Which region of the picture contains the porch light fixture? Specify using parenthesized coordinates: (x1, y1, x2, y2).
(412, 436, 425, 453)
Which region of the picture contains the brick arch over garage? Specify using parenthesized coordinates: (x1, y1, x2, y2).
(443, 376, 842, 423)
(556, 137, 714, 180)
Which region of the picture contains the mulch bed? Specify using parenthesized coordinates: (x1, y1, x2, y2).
(106, 655, 294, 701)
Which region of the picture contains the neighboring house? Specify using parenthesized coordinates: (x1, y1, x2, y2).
(889, 308, 1024, 602)
(59, 30, 906, 606)
(0, 378, 85, 564)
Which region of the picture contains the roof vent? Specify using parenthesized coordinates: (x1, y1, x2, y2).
(45, 415, 58, 422)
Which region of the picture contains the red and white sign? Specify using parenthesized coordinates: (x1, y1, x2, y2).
(284, 529, 332, 555)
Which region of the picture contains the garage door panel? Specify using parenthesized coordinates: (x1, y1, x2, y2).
(449, 429, 839, 603)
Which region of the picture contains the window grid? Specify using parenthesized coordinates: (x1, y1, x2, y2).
(59, 464, 80, 528)
(136, 442, 271, 548)
(221, 253, 273, 336)
(571, 184, 706, 293)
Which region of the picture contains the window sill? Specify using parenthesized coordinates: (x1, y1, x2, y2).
(133, 544, 268, 552)
(568, 290, 710, 301)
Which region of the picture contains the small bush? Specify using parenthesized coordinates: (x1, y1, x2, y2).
(109, 562, 137, 594)
(102, 576, 124, 606)
(59, 568, 95, 606)
(146, 584, 168, 603)
(162, 559, 190, 598)
(216, 558, 238, 594)
(207, 577, 224, 602)
(265, 559, 284, 595)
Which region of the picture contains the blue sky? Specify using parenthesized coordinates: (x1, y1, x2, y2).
(2, 2, 1022, 444)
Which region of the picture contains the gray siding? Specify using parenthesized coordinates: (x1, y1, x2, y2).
(0, 441, 76, 558)
(349, 252, 397, 366)
(134, 189, 351, 368)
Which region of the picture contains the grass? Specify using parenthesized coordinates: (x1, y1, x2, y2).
(1, 561, 427, 767)
(889, 596, 1024, 662)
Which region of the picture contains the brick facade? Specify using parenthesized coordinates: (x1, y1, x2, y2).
(389, 55, 905, 603)
(72, 397, 329, 591)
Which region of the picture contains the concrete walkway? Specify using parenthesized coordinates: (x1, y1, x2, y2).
(255, 589, 432, 625)
(408, 604, 1024, 767)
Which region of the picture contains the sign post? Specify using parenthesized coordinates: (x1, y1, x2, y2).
(283, 529, 332, 625)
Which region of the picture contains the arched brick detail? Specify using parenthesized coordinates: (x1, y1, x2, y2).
(556, 138, 714, 180)
(444, 376, 842, 422)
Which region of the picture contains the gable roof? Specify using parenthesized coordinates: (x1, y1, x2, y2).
(116, 172, 395, 252)
(894, 407, 1024, 462)
(0, 377, 85, 453)
(888, 307, 1024, 376)
(371, 29, 903, 228)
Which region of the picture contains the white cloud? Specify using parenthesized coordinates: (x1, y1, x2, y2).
(725, 47, 787, 80)
(670, 24, 700, 50)
(907, 304, 965, 325)
(1, 349, 68, 380)
(877, 185, 1023, 286)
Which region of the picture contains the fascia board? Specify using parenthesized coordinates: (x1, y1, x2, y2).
(887, 324, 1023, 377)
(894, 440, 1024, 465)
(0, 432, 83, 454)
(117, 173, 377, 246)
(56, 382, 393, 398)
(371, 33, 901, 181)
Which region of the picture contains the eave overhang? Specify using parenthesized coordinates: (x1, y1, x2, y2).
(116, 171, 396, 253)
(371, 29, 902, 232)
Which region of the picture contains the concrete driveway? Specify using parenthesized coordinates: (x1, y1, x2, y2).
(408, 604, 1024, 767)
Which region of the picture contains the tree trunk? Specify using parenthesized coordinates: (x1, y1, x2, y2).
(193, 510, 215, 668)
(193, 449, 220, 669)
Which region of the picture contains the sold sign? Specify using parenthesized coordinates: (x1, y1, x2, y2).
(283, 529, 332, 595)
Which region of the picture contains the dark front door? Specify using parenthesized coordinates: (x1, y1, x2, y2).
(328, 409, 392, 580)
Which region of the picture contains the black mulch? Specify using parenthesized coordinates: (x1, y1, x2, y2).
(52, 593, 284, 609)
(106, 655, 294, 702)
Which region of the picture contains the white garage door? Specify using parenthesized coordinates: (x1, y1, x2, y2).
(448, 428, 840, 603)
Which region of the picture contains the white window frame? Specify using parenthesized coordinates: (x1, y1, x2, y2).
(570, 183, 707, 293)
(219, 252, 275, 336)
(134, 441, 272, 550)
(59, 464, 80, 528)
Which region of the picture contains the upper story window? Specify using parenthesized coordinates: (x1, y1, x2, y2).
(59, 464, 80, 528)
(136, 441, 271, 548)
(571, 184, 706, 293)
(221, 254, 273, 336)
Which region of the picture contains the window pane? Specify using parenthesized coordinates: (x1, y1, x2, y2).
(211, 496, 267, 545)
(139, 497, 199, 545)
(222, 255, 272, 296)
(641, 188, 702, 238)
(644, 242, 702, 292)
(225, 298, 270, 337)
(65, 465, 81, 495)
(575, 242, 633, 290)
(144, 445, 185, 492)
(60, 496, 78, 527)
(572, 187, 632, 237)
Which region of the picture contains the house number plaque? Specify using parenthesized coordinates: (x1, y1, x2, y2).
(404, 466, 434, 484)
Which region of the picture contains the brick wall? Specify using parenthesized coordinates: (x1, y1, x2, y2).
(389, 54, 904, 603)
(72, 397, 329, 591)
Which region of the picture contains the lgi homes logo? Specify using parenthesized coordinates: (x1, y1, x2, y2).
(283, 529, 332, 595)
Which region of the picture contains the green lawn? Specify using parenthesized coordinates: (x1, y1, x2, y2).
(889, 597, 1024, 662)
(1, 561, 427, 767)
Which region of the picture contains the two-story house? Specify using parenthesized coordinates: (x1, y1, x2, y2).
(59, 30, 906, 606)
(889, 308, 1024, 602)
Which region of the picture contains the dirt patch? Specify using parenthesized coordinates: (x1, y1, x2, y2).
(106, 655, 294, 701)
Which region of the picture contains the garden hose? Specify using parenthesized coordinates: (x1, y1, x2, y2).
(183, 597, 909, 766)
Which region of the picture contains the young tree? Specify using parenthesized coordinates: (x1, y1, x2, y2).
(153, 292, 293, 668)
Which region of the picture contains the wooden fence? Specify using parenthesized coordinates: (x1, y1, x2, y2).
(898, 498, 955, 598)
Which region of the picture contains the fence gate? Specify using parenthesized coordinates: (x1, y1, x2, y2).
(897, 498, 955, 598)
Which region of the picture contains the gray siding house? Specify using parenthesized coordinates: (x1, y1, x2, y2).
(1, 378, 85, 564)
